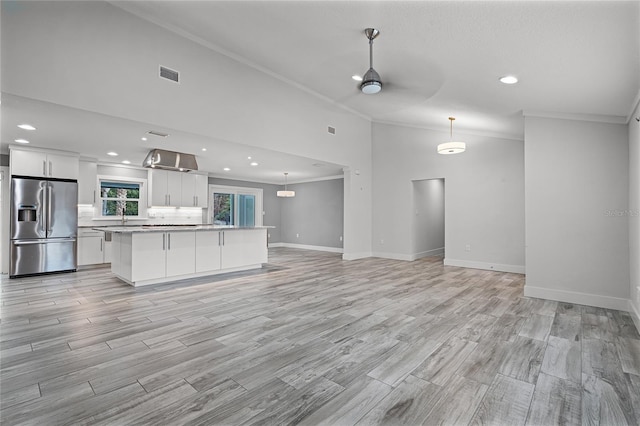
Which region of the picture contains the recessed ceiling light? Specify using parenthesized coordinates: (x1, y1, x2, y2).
(499, 75, 518, 84)
(141, 137, 147, 141)
(247, 156, 252, 160)
(107, 152, 118, 156)
(223, 167, 230, 171)
(352, 75, 363, 82)
(18, 124, 36, 131)
(250, 162, 258, 166)
(202, 148, 207, 152)
(122, 160, 131, 164)
(14, 139, 30, 144)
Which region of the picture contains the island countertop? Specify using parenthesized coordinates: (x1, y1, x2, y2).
(93, 225, 274, 233)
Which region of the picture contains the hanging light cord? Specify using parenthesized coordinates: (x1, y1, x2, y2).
(449, 117, 455, 140)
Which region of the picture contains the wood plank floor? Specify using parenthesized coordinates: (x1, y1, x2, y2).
(1, 248, 639, 425)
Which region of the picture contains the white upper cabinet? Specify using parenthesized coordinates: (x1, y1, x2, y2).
(181, 173, 208, 207)
(78, 160, 98, 204)
(150, 169, 207, 207)
(10, 148, 79, 180)
(148, 169, 182, 206)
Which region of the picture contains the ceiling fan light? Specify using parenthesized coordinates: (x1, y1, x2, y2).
(361, 67, 382, 94)
(437, 142, 466, 155)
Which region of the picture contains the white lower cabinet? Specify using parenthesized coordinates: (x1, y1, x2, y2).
(195, 231, 222, 273)
(112, 228, 267, 286)
(131, 232, 195, 282)
(77, 229, 110, 266)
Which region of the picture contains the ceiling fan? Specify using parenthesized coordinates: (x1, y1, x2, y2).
(360, 28, 382, 94)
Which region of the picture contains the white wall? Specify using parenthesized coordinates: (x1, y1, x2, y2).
(524, 116, 630, 310)
(629, 102, 640, 326)
(2, 1, 372, 260)
(372, 122, 525, 271)
(0, 166, 9, 274)
(412, 179, 445, 258)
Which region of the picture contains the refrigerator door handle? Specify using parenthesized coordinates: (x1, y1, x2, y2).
(13, 238, 77, 245)
(47, 184, 53, 233)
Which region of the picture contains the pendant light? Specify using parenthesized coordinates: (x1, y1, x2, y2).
(437, 117, 466, 155)
(277, 172, 295, 197)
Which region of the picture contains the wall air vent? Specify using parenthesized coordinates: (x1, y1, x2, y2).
(146, 130, 170, 138)
(328, 126, 336, 135)
(159, 66, 179, 83)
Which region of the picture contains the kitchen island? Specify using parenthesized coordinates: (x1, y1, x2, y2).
(96, 225, 269, 286)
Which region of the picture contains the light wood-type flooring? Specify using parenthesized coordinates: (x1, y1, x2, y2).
(1, 248, 639, 425)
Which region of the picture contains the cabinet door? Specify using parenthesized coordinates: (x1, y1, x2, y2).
(165, 232, 196, 277)
(47, 153, 79, 180)
(149, 170, 169, 206)
(166, 172, 182, 207)
(195, 231, 221, 273)
(194, 174, 208, 207)
(103, 240, 112, 264)
(78, 235, 104, 265)
(10, 150, 48, 177)
(131, 232, 166, 282)
(78, 161, 98, 204)
(221, 229, 267, 269)
(181, 173, 196, 207)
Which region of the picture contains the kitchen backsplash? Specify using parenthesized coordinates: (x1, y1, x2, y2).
(78, 205, 208, 227)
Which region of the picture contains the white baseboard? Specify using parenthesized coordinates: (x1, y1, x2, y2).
(411, 247, 445, 261)
(524, 285, 630, 311)
(629, 300, 640, 332)
(444, 258, 525, 274)
(372, 252, 413, 261)
(342, 252, 373, 261)
(268, 242, 343, 254)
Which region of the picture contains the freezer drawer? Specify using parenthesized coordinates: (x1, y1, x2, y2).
(10, 239, 77, 277)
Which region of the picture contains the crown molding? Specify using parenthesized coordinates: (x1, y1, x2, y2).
(626, 90, 640, 124)
(523, 110, 627, 125)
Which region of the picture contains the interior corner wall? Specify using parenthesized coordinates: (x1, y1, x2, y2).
(372, 122, 525, 270)
(524, 116, 630, 310)
(629, 102, 640, 324)
(280, 178, 344, 249)
(412, 179, 445, 258)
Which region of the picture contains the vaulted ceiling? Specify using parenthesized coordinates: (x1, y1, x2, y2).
(2, 1, 639, 182)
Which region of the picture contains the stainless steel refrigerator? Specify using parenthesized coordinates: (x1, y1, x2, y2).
(10, 177, 78, 278)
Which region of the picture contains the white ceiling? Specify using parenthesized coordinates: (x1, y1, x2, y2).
(2, 1, 639, 182)
(1, 95, 345, 184)
(113, 0, 639, 136)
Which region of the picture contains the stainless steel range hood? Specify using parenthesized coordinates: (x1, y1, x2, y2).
(143, 149, 198, 172)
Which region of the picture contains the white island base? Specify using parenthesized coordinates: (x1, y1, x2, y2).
(108, 227, 268, 287)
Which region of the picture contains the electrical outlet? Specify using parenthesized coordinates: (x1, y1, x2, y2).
(339, 236, 343, 242)
(465, 244, 471, 252)
(296, 233, 299, 238)
(268, 233, 271, 239)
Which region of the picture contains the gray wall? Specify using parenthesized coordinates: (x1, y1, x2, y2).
(209, 176, 344, 249)
(281, 178, 344, 248)
(372, 122, 525, 269)
(209, 177, 282, 243)
(412, 179, 445, 257)
(628, 103, 640, 318)
(524, 116, 629, 309)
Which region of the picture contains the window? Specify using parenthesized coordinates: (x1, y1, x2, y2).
(99, 179, 142, 217)
(209, 185, 262, 226)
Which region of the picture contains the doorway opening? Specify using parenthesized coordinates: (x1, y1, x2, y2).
(411, 178, 445, 261)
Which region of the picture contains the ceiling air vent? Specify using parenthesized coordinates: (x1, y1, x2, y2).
(327, 126, 336, 135)
(159, 66, 179, 83)
(146, 130, 170, 138)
